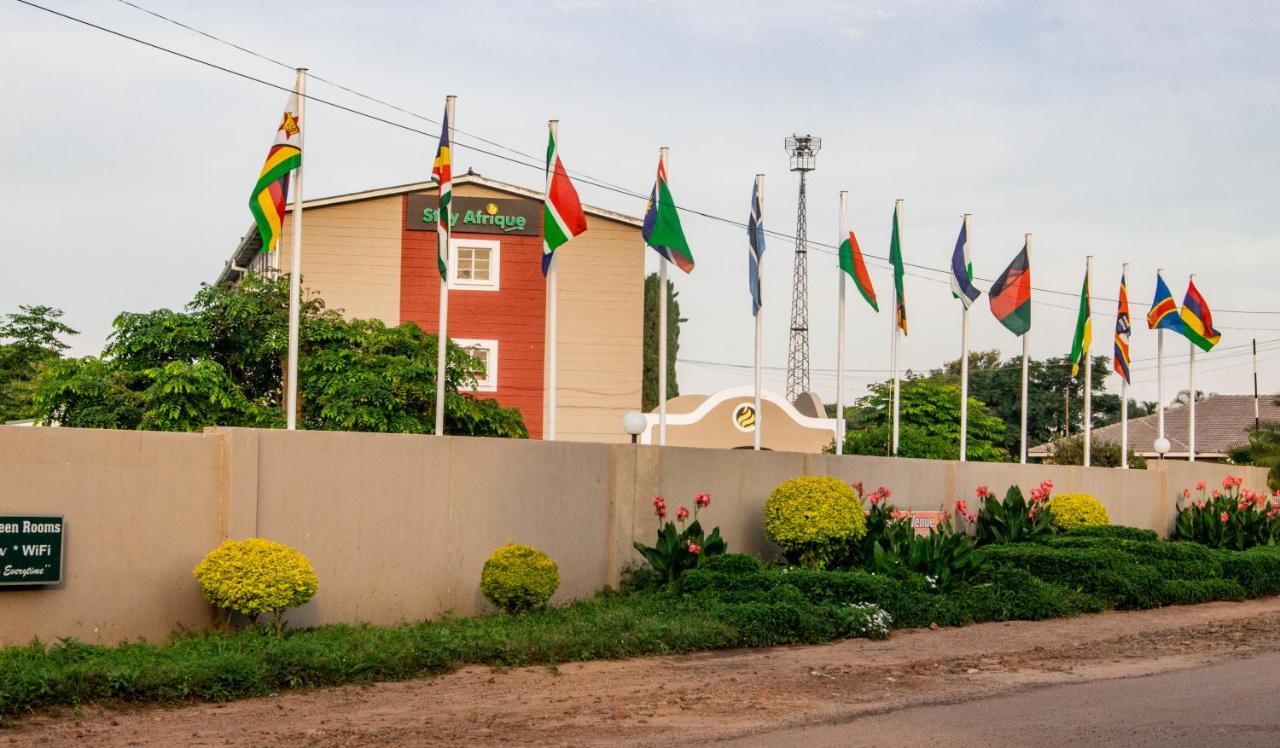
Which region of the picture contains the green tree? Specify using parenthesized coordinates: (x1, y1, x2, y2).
(642, 272, 684, 412)
(838, 378, 1008, 461)
(0, 305, 78, 421)
(930, 351, 1114, 455)
(33, 274, 527, 437)
(1228, 397, 1280, 490)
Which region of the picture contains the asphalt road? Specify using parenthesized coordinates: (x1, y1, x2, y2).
(725, 651, 1280, 747)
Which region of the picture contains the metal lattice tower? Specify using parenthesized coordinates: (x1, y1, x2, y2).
(785, 135, 821, 403)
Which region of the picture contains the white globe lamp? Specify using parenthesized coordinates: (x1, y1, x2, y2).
(622, 410, 648, 444)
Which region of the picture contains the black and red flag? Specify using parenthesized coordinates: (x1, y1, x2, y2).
(988, 240, 1031, 336)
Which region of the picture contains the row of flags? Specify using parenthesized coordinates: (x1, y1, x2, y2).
(246, 79, 1226, 456)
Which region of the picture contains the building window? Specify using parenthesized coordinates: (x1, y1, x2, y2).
(448, 239, 500, 290)
(453, 338, 498, 392)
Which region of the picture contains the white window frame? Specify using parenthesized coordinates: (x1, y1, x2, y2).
(447, 238, 500, 291)
(453, 338, 498, 392)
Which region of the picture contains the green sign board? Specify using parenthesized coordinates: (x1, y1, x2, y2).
(405, 195, 542, 236)
(0, 516, 64, 586)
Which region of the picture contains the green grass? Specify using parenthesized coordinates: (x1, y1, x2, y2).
(6, 532, 1280, 722)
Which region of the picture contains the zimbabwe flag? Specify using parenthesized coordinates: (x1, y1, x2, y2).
(989, 241, 1030, 336)
(249, 90, 302, 254)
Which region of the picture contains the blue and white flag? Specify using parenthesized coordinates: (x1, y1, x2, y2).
(747, 179, 765, 316)
(950, 219, 981, 308)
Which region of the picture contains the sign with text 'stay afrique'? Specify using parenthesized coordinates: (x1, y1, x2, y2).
(0, 516, 64, 586)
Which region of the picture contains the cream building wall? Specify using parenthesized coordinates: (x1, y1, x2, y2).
(1, 426, 1270, 645)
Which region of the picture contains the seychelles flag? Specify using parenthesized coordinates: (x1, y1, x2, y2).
(949, 220, 980, 308)
(1180, 279, 1222, 352)
(642, 156, 695, 273)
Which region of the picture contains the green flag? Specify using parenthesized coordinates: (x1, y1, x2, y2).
(889, 202, 906, 334)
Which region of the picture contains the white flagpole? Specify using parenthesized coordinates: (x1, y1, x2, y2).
(285, 67, 307, 431)
(836, 191, 848, 456)
(434, 94, 456, 437)
(546, 120, 560, 442)
(1020, 233, 1031, 464)
(1083, 255, 1093, 467)
(657, 150, 670, 447)
(959, 213, 972, 462)
(753, 174, 765, 452)
(891, 199, 903, 456)
(1156, 267, 1166, 454)
(1189, 272, 1197, 463)
(1120, 262, 1130, 469)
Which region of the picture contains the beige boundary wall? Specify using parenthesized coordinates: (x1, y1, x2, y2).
(0, 426, 1270, 645)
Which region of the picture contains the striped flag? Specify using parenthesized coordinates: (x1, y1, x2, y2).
(248, 90, 302, 254)
(747, 179, 764, 315)
(888, 203, 907, 334)
(1146, 272, 1184, 332)
(542, 122, 587, 274)
(949, 220, 980, 308)
(1068, 266, 1092, 377)
(838, 201, 877, 311)
(642, 155, 695, 273)
(1114, 272, 1131, 383)
(989, 240, 1031, 336)
(1180, 279, 1222, 352)
(431, 101, 453, 280)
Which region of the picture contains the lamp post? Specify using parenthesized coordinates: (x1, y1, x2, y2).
(1153, 436, 1171, 462)
(623, 410, 647, 445)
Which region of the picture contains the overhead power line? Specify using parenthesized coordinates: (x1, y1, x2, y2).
(16, 0, 1280, 318)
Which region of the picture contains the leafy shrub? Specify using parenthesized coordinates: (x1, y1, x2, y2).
(972, 482, 1055, 545)
(1174, 476, 1280, 550)
(633, 493, 726, 582)
(193, 539, 318, 633)
(479, 544, 560, 614)
(1061, 525, 1157, 543)
(847, 486, 984, 590)
(699, 553, 762, 575)
(836, 603, 892, 639)
(1045, 434, 1146, 469)
(1048, 493, 1110, 531)
(1216, 546, 1280, 596)
(764, 476, 866, 569)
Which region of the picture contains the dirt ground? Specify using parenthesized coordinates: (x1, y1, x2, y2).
(9, 597, 1280, 747)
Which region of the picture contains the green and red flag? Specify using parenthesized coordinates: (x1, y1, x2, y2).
(542, 122, 587, 274)
(989, 240, 1031, 336)
(248, 90, 302, 254)
(642, 154, 695, 273)
(1068, 265, 1092, 376)
(838, 201, 877, 311)
(888, 202, 906, 333)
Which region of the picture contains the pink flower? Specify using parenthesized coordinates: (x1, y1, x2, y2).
(1223, 476, 1234, 490)
(653, 496, 666, 509)
(1213, 490, 1222, 499)
(975, 485, 990, 499)
(655, 505, 667, 520)
(851, 481, 864, 495)
(676, 506, 690, 523)
(869, 490, 882, 506)
(879, 487, 892, 499)
(1196, 500, 1205, 510)
(1196, 480, 1207, 491)
(687, 543, 702, 555)
(1182, 488, 1192, 499)
(954, 499, 969, 515)
(1220, 511, 1229, 522)
(694, 492, 711, 509)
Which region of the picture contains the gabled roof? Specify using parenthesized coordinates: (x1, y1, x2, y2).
(1029, 393, 1280, 459)
(218, 172, 642, 285)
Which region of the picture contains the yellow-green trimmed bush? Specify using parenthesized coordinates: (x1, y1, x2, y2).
(480, 544, 560, 614)
(764, 476, 866, 568)
(193, 538, 318, 632)
(1049, 492, 1111, 531)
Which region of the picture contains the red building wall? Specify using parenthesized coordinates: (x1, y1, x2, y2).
(400, 196, 547, 438)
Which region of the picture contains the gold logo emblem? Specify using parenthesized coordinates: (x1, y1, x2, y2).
(485, 202, 499, 216)
(732, 403, 757, 432)
(279, 111, 301, 137)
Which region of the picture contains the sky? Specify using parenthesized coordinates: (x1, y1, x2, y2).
(2, 0, 1278, 413)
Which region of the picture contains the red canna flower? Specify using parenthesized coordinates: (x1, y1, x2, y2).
(1182, 488, 1192, 499)
(975, 485, 989, 499)
(1220, 511, 1229, 523)
(1196, 480, 1207, 491)
(694, 492, 711, 509)
(676, 506, 690, 523)
(687, 543, 702, 555)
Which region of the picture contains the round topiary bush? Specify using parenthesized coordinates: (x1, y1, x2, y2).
(764, 475, 866, 568)
(193, 538, 318, 632)
(1049, 492, 1111, 531)
(480, 544, 560, 614)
